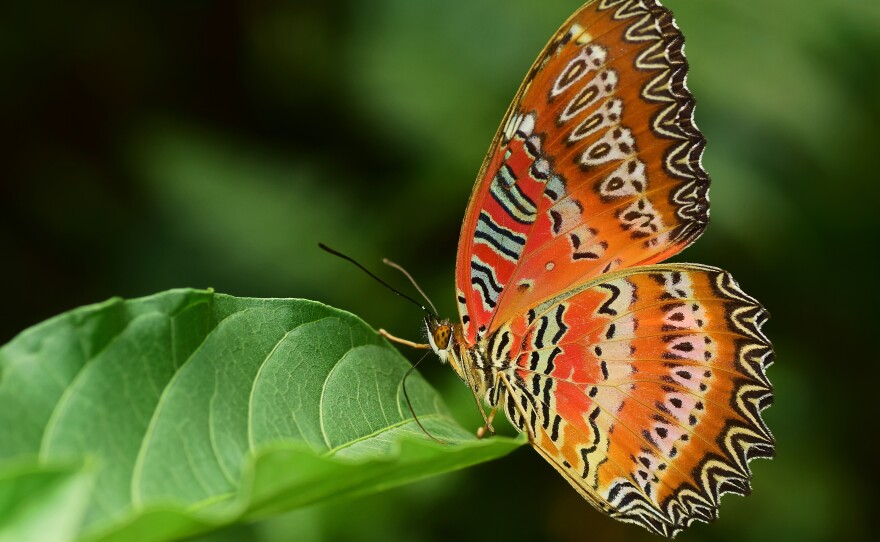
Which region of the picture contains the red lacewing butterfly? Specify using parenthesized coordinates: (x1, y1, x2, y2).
(423, 0, 774, 536)
(343, 0, 773, 537)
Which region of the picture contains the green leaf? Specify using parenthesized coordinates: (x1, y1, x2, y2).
(0, 461, 95, 542)
(0, 290, 523, 542)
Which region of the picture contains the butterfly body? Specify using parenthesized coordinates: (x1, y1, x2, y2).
(421, 0, 774, 538)
(425, 316, 497, 406)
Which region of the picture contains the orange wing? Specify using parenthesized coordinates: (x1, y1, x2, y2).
(496, 265, 773, 537)
(455, 0, 709, 345)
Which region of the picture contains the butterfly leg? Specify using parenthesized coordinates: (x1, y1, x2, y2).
(496, 372, 537, 444)
(476, 407, 498, 439)
(379, 329, 430, 349)
(468, 386, 495, 436)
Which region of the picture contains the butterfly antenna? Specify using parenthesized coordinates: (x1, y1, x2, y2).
(319, 243, 434, 317)
(382, 258, 439, 316)
(404, 352, 446, 445)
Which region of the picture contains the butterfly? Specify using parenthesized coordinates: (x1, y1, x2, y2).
(378, 0, 774, 537)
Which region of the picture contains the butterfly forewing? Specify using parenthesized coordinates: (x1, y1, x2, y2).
(455, 0, 709, 344)
(496, 265, 773, 537)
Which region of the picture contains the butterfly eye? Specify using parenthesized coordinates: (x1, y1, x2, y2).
(432, 325, 452, 350)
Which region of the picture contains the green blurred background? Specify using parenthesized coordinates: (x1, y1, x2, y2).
(3, 0, 877, 540)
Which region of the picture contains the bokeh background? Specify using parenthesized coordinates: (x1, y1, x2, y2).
(3, 0, 877, 540)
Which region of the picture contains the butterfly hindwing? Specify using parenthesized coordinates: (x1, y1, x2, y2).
(492, 264, 773, 538)
(455, 0, 710, 344)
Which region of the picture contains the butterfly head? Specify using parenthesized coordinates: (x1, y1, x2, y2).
(424, 315, 454, 363)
